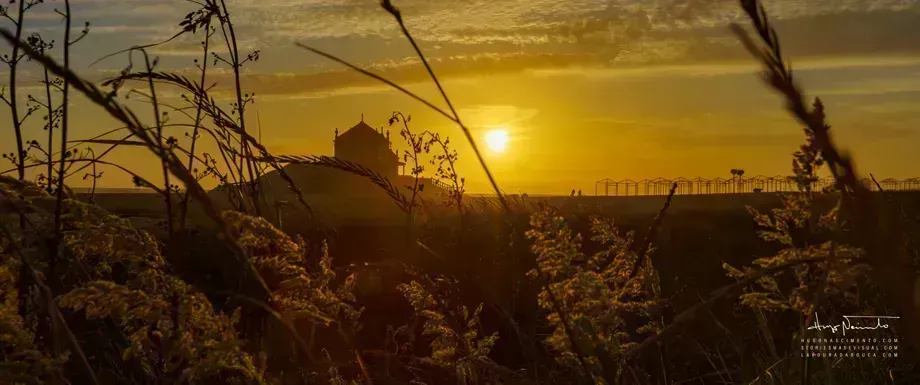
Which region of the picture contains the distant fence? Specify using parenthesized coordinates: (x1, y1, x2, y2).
(595, 176, 920, 196)
(430, 178, 458, 193)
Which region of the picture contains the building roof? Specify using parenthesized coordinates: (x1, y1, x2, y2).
(336, 119, 393, 152)
(340, 120, 378, 138)
(338, 119, 393, 145)
(335, 119, 402, 168)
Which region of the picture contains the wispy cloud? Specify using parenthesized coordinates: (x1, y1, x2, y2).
(7, 0, 920, 96)
(7, 1, 920, 74)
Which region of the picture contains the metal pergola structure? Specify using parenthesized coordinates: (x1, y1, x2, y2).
(594, 176, 920, 196)
(594, 178, 642, 196)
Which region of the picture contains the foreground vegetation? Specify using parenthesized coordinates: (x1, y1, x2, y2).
(1, 0, 919, 384)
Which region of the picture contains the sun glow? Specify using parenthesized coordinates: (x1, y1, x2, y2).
(484, 129, 509, 153)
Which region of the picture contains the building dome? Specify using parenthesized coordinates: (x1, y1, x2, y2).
(334, 118, 402, 178)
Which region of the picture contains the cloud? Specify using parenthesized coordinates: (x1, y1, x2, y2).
(10, 0, 920, 97)
(259, 1, 920, 81)
(193, 51, 597, 97)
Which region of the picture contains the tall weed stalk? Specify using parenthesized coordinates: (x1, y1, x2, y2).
(732, 0, 920, 355)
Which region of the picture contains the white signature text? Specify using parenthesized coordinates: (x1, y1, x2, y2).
(807, 313, 899, 336)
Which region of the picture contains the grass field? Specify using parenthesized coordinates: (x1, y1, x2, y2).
(58, 189, 917, 383)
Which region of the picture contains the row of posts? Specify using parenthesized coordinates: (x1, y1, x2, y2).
(594, 177, 920, 196)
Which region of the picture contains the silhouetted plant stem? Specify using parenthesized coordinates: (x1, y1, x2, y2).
(0, 28, 273, 303)
(626, 256, 853, 362)
(392, 111, 424, 241)
(88, 151, 98, 203)
(424, 130, 465, 225)
(141, 52, 175, 242)
(51, 0, 75, 298)
(531, 263, 596, 383)
(268, 154, 413, 213)
(733, 0, 920, 357)
(379, 0, 507, 212)
(41, 51, 55, 195)
(6, 0, 26, 182)
(295, 43, 449, 120)
(627, 183, 677, 281)
(294, 1, 507, 213)
(2, 12, 34, 332)
(355, 349, 373, 385)
(180, 18, 213, 229)
(102, 70, 314, 217)
(216, 0, 261, 215)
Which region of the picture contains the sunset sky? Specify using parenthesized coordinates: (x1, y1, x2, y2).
(1, 0, 919, 194)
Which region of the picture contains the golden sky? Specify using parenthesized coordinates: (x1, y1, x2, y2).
(1, 0, 919, 194)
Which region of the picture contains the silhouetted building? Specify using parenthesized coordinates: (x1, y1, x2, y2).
(213, 115, 451, 226)
(334, 117, 404, 179)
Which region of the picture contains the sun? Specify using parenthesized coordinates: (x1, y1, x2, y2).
(484, 129, 509, 153)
